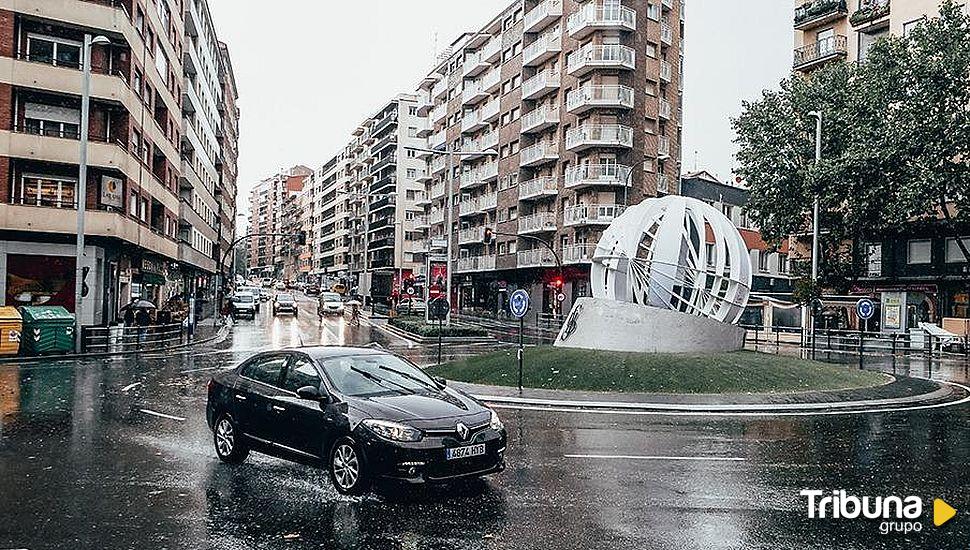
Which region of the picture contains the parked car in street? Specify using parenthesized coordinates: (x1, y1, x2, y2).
(258, 288, 271, 302)
(206, 346, 507, 494)
(273, 293, 298, 316)
(318, 292, 345, 315)
(230, 292, 257, 320)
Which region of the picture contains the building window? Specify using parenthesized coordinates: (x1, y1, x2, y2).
(23, 103, 81, 139)
(25, 33, 81, 68)
(19, 174, 77, 208)
(758, 251, 769, 273)
(704, 243, 715, 268)
(647, 3, 660, 21)
(907, 239, 932, 264)
(778, 253, 789, 274)
(945, 237, 970, 263)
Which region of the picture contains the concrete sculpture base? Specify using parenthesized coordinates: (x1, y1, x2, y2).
(554, 297, 746, 354)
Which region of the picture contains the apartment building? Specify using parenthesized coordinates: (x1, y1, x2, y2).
(413, 0, 684, 316)
(0, 0, 186, 324)
(792, 0, 963, 72)
(339, 94, 430, 301)
(180, 0, 224, 299)
(309, 152, 352, 283)
(793, 0, 970, 330)
(216, 43, 240, 279)
(246, 165, 311, 279)
(0, 0, 238, 325)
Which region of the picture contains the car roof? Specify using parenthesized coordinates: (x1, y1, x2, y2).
(296, 346, 391, 360)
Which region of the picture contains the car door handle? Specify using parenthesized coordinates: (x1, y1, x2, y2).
(272, 405, 286, 412)
(234, 394, 247, 401)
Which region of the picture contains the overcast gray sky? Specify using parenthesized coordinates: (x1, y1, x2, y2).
(209, 0, 792, 219)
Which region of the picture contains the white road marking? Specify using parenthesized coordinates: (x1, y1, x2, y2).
(120, 382, 143, 392)
(139, 409, 186, 422)
(565, 454, 745, 462)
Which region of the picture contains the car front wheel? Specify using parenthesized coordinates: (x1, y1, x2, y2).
(329, 437, 368, 495)
(214, 414, 249, 464)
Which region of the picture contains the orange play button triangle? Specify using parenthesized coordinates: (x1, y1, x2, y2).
(934, 499, 957, 527)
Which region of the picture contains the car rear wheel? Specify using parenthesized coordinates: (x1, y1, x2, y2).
(329, 437, 368, 495)
(214, 414, 249, 464)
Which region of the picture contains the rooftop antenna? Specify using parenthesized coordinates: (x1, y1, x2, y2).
(693, 150, 698, 171)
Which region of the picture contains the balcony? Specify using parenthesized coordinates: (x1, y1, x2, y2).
(430, 129, 447, 150)
(518, 212, 558, 234)
(661, 23, 673, 45)
(566, 85, 634, 114)
(481, 38, 502, 63)
(567, 44, 636, 76)
(793, 35, 848, 70)
(524, 0, 563, 33)
(432, 78, 449, 100)
(518, 248, 556, 268)
(481, 99, 501, 122)
(565, 124, 633, 152)
(564, 204, 625, 227)
(461, 110, 487, 134)
(658, 135, 671, 159)
(659, 98, 672, 120)
(414, 190, 431, 204)
(414, 215, 431, 230)
(429, 209, 445, 225)
(660, 60, 673, 83)
(567, 4, 637, 39)
(462, 81, 489, 106)
(481, 68, 501, 93)
(431, 154, 448, 175)
(431, 103, 448, 124)
(521, 106, 561, 134)
(430, 182, 446, 199)
(564, 164, 632, 190)
(522, 70, 561, 100)
(459, 168, 486, 190)
(518, 176, 559, 200)
(794, 0, 848, 30)
(482, 162, 499, 182)
(458, 226, 485, 245)
(456, 254, 496, 273)
(850, 0, 890, 27)
(520, 141, 560, 166)
(415, 170, 432, 184)
(463, 52, 489, 78)
(562, 243, 596, 264)
(523, 32, 563, 67)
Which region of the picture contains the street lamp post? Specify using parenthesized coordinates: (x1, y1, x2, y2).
(405, 146, 497, 326)
(74, 34, 110, 353)
(807, 110, 823, 354)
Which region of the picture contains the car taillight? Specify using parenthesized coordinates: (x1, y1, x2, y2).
(207, 379, 215, 393)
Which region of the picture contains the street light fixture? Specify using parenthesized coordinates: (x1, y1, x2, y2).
(405, 145, 498, 325)
(806, 110, 823, 350)
(74, 34, 111, 353)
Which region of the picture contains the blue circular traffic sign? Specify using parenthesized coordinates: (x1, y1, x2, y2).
(856, 298, 875, 320)
(509, 289, 530, 319)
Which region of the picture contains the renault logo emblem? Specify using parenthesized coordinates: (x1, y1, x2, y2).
(456, 421, 469, 440)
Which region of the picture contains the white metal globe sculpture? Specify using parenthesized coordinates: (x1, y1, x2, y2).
(590, 195, 752, 325)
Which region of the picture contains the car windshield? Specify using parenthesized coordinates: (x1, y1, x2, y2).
(278, 294, 294, 301)
(236, 294, 254, 303)
(320, 354, 439, 397)
(322, 292, 342, 302)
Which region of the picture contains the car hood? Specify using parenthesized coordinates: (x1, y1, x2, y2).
(347, 387, 487, 426)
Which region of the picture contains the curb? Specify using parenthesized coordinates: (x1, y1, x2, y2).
(467, 383, 961, 413)
(380, 321, 495, 346)
(0, 325, 230, 365)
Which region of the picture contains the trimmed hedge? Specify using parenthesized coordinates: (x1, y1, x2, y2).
(389, 316, 488, 338)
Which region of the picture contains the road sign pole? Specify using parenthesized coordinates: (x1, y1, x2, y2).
(518, 316, 524, 392)
(437, 317, 443, 367)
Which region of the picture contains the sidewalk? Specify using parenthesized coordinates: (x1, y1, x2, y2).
(450, 376, 965, 413)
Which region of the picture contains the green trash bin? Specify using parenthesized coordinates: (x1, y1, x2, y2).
(18, 306, 76, 356)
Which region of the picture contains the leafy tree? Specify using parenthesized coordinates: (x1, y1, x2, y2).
(732, 0, 970, 295)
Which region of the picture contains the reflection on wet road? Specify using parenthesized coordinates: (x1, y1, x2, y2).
(1, 294, 968, 549)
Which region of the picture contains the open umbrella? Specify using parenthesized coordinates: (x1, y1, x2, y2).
(120, 299, 157, 311)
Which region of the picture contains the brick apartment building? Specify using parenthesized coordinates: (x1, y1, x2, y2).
(0, 0, 239, 325)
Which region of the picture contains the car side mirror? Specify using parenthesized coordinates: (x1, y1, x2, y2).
(296, 385, 325, 402)
(433, 376, 447, 388)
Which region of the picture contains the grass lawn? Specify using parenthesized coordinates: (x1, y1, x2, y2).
(429, 346, 891, 394)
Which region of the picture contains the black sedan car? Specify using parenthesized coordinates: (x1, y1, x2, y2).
(206, 347, 507, 495)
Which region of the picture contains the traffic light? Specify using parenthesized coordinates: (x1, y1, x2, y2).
(483, 227, 493, 245)
(550, 277, 563, 289)
(296, 231, 307, 246)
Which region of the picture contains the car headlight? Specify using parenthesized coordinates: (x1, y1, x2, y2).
(489, 409, 504, 431)
(362, 419, 423, 442)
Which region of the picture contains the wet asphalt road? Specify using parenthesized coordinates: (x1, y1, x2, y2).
(1, 294, 969, 549)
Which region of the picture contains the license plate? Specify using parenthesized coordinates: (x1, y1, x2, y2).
(446, 443, 485, 460)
